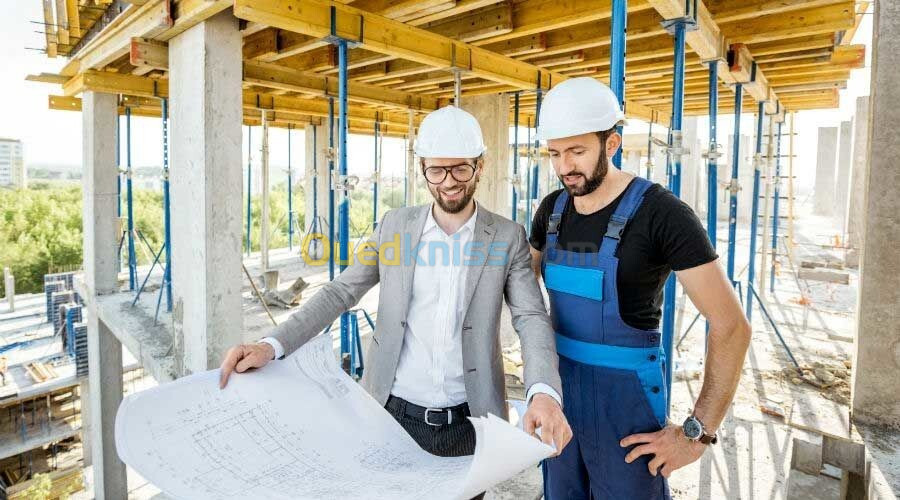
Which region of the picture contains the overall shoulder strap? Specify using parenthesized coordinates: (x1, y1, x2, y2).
(599, 177, 653, 256)
(546, 190, 569, 247)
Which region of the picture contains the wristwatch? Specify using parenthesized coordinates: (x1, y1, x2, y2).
(682, 415, 718, 445)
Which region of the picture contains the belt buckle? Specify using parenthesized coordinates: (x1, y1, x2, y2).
(424, 408, 450, 426)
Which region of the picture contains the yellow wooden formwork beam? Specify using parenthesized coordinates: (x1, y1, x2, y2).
(49, 93, 424, 131)
(243, 61, 440, 111)
(746, 35, 836, 57)
(647, 0, 723, 60)
(67, 0, 231, 73)
(130, 37, 169, 75)
(471, 0, 654, 47)
(42, 0, 58, 58)
(719, 2, 855, 45)
(65, 0, 81, 40)
(708, 0, 847, 24)
(232, 0, 565, 91)
(77, 0, 173, 71)
(406, 0, 504, 27)
(54, 0, 70, 46)
(422, 2, 514, 43)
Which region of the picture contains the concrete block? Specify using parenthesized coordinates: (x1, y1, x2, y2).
(791, 438, 824, 475)
(823, 435, 866, 475)
(797, 268, 850, 284)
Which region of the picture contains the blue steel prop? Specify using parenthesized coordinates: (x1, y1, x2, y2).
(745, 101, 765, 319)
(747, 282, 801, 371)
(125, 107, 137, 291)
(609, 0, 627, 169)
(326, 7, 364, 375)
(769, 114, 783, 293)
(246, 126, 252, 255)
(328, 97, 336, 283)
(726, 82, 743, 284)
(512, 92, 520, 222)
(659, 6, 696, 414)
(132, 98, 172, 318)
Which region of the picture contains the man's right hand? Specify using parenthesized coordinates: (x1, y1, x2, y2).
(219, 343, 275, 389)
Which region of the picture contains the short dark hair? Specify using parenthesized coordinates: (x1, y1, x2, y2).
(595, 126, 617, 146)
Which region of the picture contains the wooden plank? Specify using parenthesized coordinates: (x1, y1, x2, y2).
(78, 0, 172, 70)
(243, 61, 440, 110)
(422, 2, 514, 43)
(55, 0, 70, 46)
(709, 0, 847, 24)
(233, 0, 564, 91)
(720, 1, 855, 45)
(65, 0, 81, 39)
(129, 37, 168, 74)
(42, 0, 58, 58)
(408, 0, 503, 26)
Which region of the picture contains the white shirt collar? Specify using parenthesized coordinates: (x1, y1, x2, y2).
(423, 202, 478, 237)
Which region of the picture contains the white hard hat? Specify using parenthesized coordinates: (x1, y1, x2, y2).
(414, 105, 486, 158)
(536, 77, 626, 141)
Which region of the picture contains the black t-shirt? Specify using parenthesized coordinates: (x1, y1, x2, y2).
(529, 181, 717, 330)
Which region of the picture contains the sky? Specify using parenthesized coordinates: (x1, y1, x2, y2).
(0, 2, 873, 188)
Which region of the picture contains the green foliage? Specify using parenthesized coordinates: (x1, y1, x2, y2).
(1, 183, 413, 295)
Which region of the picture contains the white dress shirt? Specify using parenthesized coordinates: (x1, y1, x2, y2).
(261, 203, 560, 410)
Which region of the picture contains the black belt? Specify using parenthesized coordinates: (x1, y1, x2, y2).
(387, 395, 470, 427)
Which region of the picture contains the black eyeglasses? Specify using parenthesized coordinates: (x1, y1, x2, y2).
(422, 163, 476, 184)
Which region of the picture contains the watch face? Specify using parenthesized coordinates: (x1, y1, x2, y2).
(683, 417, 703, 439)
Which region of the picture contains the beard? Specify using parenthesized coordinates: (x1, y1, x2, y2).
(560, 152, 609, 197)
(430, 178, 479, 214)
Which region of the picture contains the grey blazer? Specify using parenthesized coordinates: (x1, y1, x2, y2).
(270, 204, 562, 419)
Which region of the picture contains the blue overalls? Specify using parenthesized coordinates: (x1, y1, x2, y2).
(542, 177, 670, 499)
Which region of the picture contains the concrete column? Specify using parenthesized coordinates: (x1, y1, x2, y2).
(405, 111, 417, 206)
(260, 111, 270, 271)
(846, 97, 870, 267)
(461, 94, 510, 215)
(170, 9, 243, 373)
(813, 126, 838, 216)
(835, 120, 853, 236)
(79, 379, 91, 466)
(624, 150, 641, 175)
(304, 124, 330, 233)
(652, 146, 667, 186)
(680, 116, 700, 211)
(851, 0, 900, 429)
(81, 91, 126, 498)
(303, 124, 330, 260)
(87, 316, 125, 499)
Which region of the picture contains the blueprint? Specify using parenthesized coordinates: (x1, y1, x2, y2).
(115, 335, 554, 499)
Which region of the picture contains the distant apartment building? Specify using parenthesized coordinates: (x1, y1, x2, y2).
(0, 138, 26, 188)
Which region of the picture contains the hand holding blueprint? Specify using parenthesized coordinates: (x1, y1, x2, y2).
(115, 335, 554, 499)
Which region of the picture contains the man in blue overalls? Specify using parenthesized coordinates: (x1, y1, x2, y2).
(528, 77, 752, 499)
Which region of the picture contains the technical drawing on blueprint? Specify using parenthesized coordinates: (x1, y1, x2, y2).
(114, 334, 554, 500)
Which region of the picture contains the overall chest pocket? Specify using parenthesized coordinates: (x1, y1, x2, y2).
(544, 262, 604, 302)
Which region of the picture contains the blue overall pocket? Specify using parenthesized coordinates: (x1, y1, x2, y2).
(556, 334, 667, 428)
(544, 262, 604, 301)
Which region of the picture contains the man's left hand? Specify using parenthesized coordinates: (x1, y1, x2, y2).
(620, 425, 706, 477)
(523, 394, 572, 456)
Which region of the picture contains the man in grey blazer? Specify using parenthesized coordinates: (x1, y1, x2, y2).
(220, 106, 571, 473)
